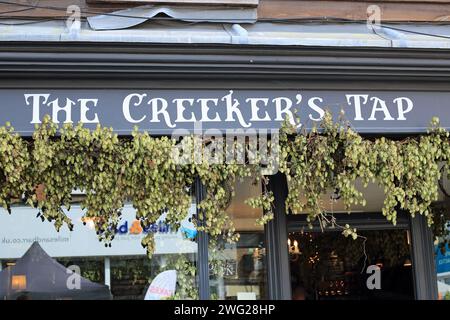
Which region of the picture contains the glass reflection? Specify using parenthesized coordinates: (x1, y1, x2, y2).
(209, 178, 267, 300)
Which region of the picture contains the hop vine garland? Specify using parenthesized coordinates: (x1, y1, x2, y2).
(0, 113, 449, 259)
(278, 113, 450, 238)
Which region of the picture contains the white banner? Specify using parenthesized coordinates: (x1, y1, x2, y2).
(0, 204, 197, 259)
(144, 270, 177, 300)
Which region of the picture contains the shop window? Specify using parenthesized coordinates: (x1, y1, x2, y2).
(286, 177, 416, 300)
(58, 257, 105, 284)
(435, 170, 450, 300)
(110, 253, 197, 299)
(436, 233, 450, 300)
(289, 228, 414, 300)
(0, 201, 198, 300)
(209, 178, 267, 300)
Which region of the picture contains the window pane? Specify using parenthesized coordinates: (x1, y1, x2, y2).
(109, 253, 197, 300)
(58, 257, 105, 284)
(434, 171, 450, 300)
(0, 202, 198, 300)
(435, 216, 450, 300)
(436, 237, 450, 300)
(209, 178, 267, 300)
(289, 229, 414, 300)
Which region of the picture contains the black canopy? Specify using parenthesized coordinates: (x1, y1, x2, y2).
(0, 242, 112, 300)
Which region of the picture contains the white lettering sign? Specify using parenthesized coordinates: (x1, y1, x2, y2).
(22, 91, 416, 130)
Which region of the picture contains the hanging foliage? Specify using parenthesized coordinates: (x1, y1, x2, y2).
(278, 113, 450, 239)
(0, 113, 449, 258)
(0, 122, 30, 213)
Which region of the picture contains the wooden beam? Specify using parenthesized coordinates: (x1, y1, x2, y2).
(258, 0, 450, 21)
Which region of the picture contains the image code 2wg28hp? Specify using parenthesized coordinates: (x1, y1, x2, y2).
(217, 304, 275, 315)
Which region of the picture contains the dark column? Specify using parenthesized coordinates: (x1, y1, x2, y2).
(410, 214, 438, 300)
(265, 172, 292, 300)
(195, 176, 210, 300)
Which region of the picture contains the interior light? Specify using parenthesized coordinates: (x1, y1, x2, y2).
(11, 275, 27, 290)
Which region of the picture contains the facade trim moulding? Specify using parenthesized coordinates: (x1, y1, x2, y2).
(1, 42, 450, 83)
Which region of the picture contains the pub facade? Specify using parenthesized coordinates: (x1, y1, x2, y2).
(0, 0, 449, 300)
